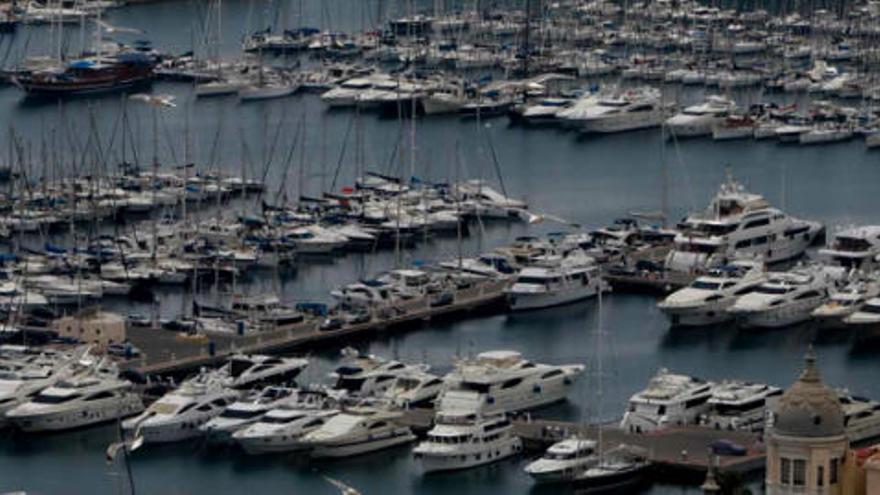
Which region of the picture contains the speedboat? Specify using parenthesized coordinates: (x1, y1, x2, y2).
(524, 437, 598, 484)
(302, 407, 416, 458)
(657, 260, 765, 327)
(232, 390, 340, 455)
(701, 380, 782, 432)
(620, 369, 714, 434)
(413, 412, 522, 472)
(123, 368, 239, 444)
(200, 386, 298, 442)
(727, 264, 846, 328)
(438, 350, 584, 416)
(665, 95, 736, 138)
(7, 359, 144, 432)
(504, 250, 608, 311)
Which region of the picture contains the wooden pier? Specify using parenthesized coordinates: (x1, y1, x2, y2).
(124, 278, 509, 376)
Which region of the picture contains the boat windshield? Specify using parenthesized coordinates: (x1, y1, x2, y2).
(754, 286, 791, 295)
(32, 393, 80, 404)
(690, 280, 721, 290)
(220, 408, 264, 419)
(262, 414, 304, 424)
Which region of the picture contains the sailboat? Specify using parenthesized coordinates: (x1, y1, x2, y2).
(571, 291, 652, 493)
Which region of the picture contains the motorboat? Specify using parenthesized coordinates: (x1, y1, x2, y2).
(224, 354, 309, 389)
(665, 95, 736, 138)
(232, 390, 340, 455)
(6, 359, 144, 432)
(383, 368, 444, 409)
(818, 226, 880, 270)
(701, 380, 782, 432)
(301, 407, 416, 458)
(843, 296, 880, 329)
(658, 260, 766, 327)
(0, 347, 88, 424)
(665, 173, 823, 273)
(438, 350, 585, 416)
(560, 87, 666, 134)
(330, 348, 430, 399)
(123, 368, 240, 444)
(812, 275, 880, 328)
(524, 437, 598, 484)
(413, 412, 522, 472)
(620, 369, 714, 433)
(727, 264, 846, 328)
(504, 250, 609, 311)
(838, 392, 880, 443)
(200, 386, 298, 441)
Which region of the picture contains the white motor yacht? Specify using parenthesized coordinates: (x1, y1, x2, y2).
(665, 95, 736, 137)
(658, 260, 766, 326)
(6, 360, 143, 432)
(818, 226, 880, 270)
(413, 412, 522, 473)
(620, 369, 714, 433)
(838, 392, 880, 443)
(225, 354, 309, 389)
(524, 437, 598, 484)
(505, 250, 609, 311)
(812, 275, 880, 328)
(200, 386, 298, 441)
(320, 77, 375, 107)
(438, 350, 584, 416)
(302, 407, 416, 458)
(560, 87, 666, 134)
(330, 349, 428, 399)
(728, 264, 846, 329)
(665, 173, 823, 273)
(383, 369, 444, 409)
(123, 368, 240, 444)
(843, 296, 880, 329)
(702, 380, 782, 432)
(572, 445, 651, 493)
(0, 348, 87, 424)
(232, 390, 340, 455)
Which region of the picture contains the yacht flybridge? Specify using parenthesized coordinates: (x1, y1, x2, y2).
(665, 173, 823, 273)
(658, 260, 765, 327)
(438, 350, 584, 416)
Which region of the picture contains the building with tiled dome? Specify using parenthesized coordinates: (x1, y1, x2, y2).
(766, 347, 848, 495)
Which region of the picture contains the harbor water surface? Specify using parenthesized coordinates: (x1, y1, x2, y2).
(1, 1, 880, 493)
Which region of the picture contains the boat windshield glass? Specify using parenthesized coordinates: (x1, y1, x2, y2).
(262, 414, 303, 424)
(690, 280, 721, 290)
(32, 393, 80, 404)
(754, 285, 791, 295)
(220, 408, 264, 419)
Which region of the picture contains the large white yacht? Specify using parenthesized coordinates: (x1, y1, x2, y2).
(665, 174, 823, 273)
(302, 407, 416, 458)
(812, 275, 880, 327)
(701, 380, 782, 432)
(6, 360, 144, 432)
(818, 225, 880, 270)
(665, 95, 736, 137)
(0, 347, 87, 423)
(727, 264, 845, 329)
(524, 437, 598, 484)
(657, 260, 766, 327)
(383, 369, 445, 409)
(504, 250, 608, 311)
(320, 76, 376, 107)
(560, 87, 666, 133)
(123, 368, 240, 444)
(200, 386, 298, 441)
(620, 369, 714, 433)
(330, 349, 429, 399)
(838, 392, 880, 443)
(438, 350, 585, 416)
(224, 354, 308, 389)
(232, 390, 340, 455)
(843, 296, 880, 329)
(413, 412, 522, 472)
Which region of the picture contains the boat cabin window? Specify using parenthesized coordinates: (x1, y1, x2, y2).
(33, 393, 80, 404)
(369, 421, 387, 430)
(303, 419, 324, 428)
(336, 377, 366, 392)
(713, 399, 766, 416)
(84, 391, 116, 401)
(795, 290, 821, 300)
(861, 305, 880, 315)
(690, 280, 721, 290)
(743, 218, 770, 229)
(541, 369, 564, 380)
(375, 375, 395, 383)
(833, 237, 871, 252)
(230, 360, 254, 378)
(755, 286, 791, 295)
(501, 378, 523, 389)
(515, 276, 549, 285)
(695, 223, 738, 236)
(220, 408, 263, 419)
(461, 381, 492, 394)
(264, 414, 303, 424)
